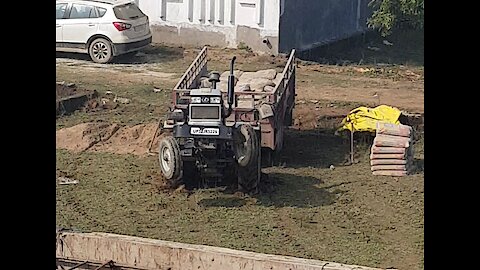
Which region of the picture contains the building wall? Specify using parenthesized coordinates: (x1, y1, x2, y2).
(278, 0, 371, 53)
(138, 0, 280, 54)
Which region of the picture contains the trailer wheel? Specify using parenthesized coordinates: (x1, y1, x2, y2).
(234, 124, 260, 194)
(234, 124, 256, 167)
(158, 136, 183, 186)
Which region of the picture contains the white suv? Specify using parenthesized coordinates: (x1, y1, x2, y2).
(56, 0, 152, 63)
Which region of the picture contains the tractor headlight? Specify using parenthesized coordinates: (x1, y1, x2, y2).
(191, 97, 202, 103)
(210, 97, 221, 104)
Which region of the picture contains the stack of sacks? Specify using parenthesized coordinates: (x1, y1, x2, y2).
(235, 69, 277, 92)
(215, 69, 282, 93)
(370, 122, 415, 176)
(216, 70, 244, 91)
(214, 69, 283, 108)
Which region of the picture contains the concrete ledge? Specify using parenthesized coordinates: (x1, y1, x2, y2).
(56, 232, 389, 270)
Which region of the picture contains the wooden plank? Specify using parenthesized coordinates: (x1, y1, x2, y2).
(56, 232, 391, 270)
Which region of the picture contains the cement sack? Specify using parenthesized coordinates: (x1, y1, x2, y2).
(371, 164, 409, 171)
(254, 69, 278, 80)
(238, 69, 277, 81)
(273, 73, 283, 86)
(220, 70, 244, 81)
(237, 78, 275, 92)
(371, 146, 406, 155)
(200, 77, 212, 88)
(373, 170, 409, 176)
(218, 82, 228, 92)
(376, 122, 413, 138)
(219, 70, 243, 92)
(236, 71, 256, 82)
(370, 159, 408, 166)
(264, 85, 275, 92)
(373, 134, 411, 148)
(370, 153, 407, 160)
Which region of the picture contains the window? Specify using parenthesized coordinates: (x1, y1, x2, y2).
(56, 3, 67, 19)
(69, 4, 98, 19)
(96, 7, 107, 18)
(114, 3, 146, 20)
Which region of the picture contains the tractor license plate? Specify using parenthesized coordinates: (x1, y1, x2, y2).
(190, 127, 219, 136)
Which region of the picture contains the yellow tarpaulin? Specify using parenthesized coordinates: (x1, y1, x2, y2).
(337, 105, 401, 133)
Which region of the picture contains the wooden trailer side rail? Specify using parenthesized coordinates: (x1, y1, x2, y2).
(173, 46, 208, 109)
(257, 49, 296, 150)
(273, 49, 296, 104)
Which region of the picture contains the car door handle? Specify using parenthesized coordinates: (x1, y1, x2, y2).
(56, 24, 61, 28)
(88, 23, 95, 27)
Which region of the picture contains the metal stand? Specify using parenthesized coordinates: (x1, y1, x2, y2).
(350, 122, 354, 164)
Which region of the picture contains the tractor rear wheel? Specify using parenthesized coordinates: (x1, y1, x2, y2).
(234, 124, 260, 194)
(158, 136, 183, 187)
(234, 124, 256, 167)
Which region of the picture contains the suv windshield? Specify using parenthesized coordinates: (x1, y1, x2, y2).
(113, 3, 145, 20)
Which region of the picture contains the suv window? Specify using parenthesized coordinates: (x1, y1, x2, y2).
(69, 4, 98, 19)
(56, 3, 68, 19)
(114, 3, 146, 20)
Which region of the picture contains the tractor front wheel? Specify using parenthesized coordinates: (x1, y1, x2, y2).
(158, 136, 183, 187)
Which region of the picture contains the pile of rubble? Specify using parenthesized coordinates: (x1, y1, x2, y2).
(370, 122, 415, 176)
(200, 69, 283, 93)
(199, 69, 284, 109)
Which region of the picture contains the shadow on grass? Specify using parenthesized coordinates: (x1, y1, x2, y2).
(257, 172, 341, 207)
(198, 197, 247, 208)
(192, 128, 373, 209)
(278, 128, 353, 169)
(56, 45, 184, 64)
(198, 172, 342, 208)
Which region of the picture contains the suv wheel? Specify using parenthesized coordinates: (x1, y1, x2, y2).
(89, 38, 113, 64)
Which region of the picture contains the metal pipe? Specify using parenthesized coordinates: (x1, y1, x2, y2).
(225, 56, 236, 118)
(350, 122, 354, 164)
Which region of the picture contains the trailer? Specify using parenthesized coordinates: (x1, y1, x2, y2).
(157, 47, 296, 193)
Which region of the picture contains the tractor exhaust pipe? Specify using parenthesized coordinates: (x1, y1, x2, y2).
(225, 56, 236, 118)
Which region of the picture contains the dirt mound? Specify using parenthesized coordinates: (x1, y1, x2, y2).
(91, 123, 161, 155)
(56, 122, 121, 152)
(56, 122, 162, 156)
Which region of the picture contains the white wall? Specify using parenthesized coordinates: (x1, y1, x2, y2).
(235, 0, 279, 35)
(138, 0, 280, 45)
